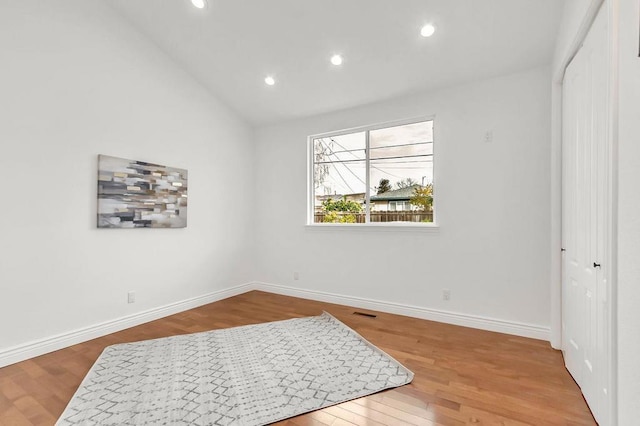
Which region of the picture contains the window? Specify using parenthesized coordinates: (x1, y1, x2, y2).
(310, 118, 434, 225)
(388, 201, 412, 211)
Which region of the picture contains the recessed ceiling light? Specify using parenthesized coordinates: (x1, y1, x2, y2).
(191, 0, 206, 9)
(264, 76, 275, 86)
(420, 24, 436, 37)
(330, 54, 343, 66)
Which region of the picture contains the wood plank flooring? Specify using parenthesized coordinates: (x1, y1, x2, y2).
(0, 291, 596, 425)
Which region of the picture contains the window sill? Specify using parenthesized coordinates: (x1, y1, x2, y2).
(304, 223, 440, 233)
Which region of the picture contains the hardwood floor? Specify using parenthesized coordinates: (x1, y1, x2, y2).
(0, 291, 595, 425)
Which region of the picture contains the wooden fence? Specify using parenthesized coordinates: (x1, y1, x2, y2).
(314, 211, 433, 223)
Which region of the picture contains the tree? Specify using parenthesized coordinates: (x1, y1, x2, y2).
(409, 184, 433, 211)
(321, 197, 362, 213)
(313, 139, 332, 191)
(395, 178, 417, 189)
(375, 178, 391, 194)
(321, 197, 362, 223)
(323, 211, 357, 223)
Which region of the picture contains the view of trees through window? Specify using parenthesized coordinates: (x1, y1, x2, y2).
(312, 119, 434, 224)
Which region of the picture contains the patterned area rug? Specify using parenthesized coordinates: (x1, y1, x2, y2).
(57, 312, 413, 425)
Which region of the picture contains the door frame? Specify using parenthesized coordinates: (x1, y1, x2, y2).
(551, 0, 618, 424)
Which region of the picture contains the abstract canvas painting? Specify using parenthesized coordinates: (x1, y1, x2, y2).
(97, 155, 188, 228)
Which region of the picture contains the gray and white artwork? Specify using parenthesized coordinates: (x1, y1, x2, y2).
(97, 155, 188, 228)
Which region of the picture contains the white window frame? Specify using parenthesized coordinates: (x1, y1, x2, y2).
(307, 116, 437, 229)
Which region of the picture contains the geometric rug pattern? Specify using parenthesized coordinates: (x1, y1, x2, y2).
(56, 312, 413, 425)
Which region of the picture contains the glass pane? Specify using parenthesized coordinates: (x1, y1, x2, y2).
(369, 121, 434, 224)
(314, 132, 366, 163)
(370, 121, 433, 147)
(370, 121, 433, 160)
(313, 132, 366, 224)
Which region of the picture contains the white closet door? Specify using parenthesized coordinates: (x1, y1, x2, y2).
(562, 48, 584, 387)
(561, 3, 610, 423)
(590, 5, 612, 421)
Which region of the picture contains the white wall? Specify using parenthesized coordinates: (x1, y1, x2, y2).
(553, 0, 599, 72)
(254, 67, 552, 333)
(616, 0, 640, 421)
(0, 1, 254, 355)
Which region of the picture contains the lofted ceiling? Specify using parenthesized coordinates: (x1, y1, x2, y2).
(107, 0, 563, 126)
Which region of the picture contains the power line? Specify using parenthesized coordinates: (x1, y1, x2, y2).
(318, 141, 433, 157)
(315, 153, 432, 165)
(329, 162, 355, 194)
(324, 138, 377, 191)
(371, 159, 433, 164)
(375, 167, 430, 170)
(328, 137, 408, 181)
(320, 140, 367, 187)
(317, 139, 357, 194)
(370, 141, 432, 151)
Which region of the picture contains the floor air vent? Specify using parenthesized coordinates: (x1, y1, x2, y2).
(353, 311, 377, 318)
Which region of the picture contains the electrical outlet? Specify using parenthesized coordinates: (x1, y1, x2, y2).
(443, 289, 451, 301)
(293, 271, 300, 281)
(127, 291, 136, 304)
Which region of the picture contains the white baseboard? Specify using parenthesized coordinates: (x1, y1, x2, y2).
(0, 281, 550, 368)
(0, 282, 253, 368)
(252, 281, 550, 341)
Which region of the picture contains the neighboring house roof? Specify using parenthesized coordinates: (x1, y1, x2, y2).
(370, 185, 421, 201)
